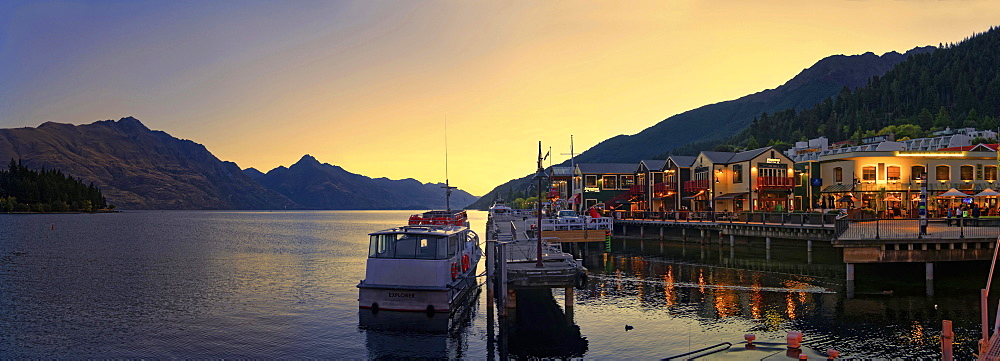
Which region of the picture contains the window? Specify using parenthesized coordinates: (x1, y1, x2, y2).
(911, 165, 926, 180)
(602, 175, 618, 190)
(862, 166, 876, 181)
(987, 166, 998, 181)
(620, 175, 635, 189)
(834, 167, 843, 183)
(887, 166, 901, 181)
(961, 165, 974, 181)
(585, 175, 597, 187)
(733, 164, 743, 183)
(936, 165, 950, 181)
(369, 234, 447, 259)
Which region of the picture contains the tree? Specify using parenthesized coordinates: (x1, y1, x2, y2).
(934, 106, 952, 129)
(746, 136, 759, 149)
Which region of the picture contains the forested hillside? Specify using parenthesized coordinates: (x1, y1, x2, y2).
(677, 26, 1000, 154)
(0, 159, 108, 212)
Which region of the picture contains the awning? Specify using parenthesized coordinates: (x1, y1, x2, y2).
(938, 188, 971, 198)
(974, 188, 1000, 197)
(821, 184, 853, 193)
(715, 192, 748, 200)
(682, 190, 706, 200)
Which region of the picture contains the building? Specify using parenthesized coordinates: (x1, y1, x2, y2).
(658, 155, 695, 211)
(571, 163, 638, 211)
(790, 127, 998, 162)
(814, 148, 1000, 215)
(685, 147, 795, 212)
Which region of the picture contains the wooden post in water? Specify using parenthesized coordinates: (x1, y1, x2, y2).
(926, 262, 935, 297)
(487, 239, 494, 314)
(846, 263, 856, 299)
(729, 234, 735, 247)
(942, 320, 954, 361)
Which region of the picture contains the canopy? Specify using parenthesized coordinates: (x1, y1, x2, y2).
(938, 188, 971, 198)
(836, 195, 858, 203)
(974, 188, 1000, 197)
(715, 192, 748, 200)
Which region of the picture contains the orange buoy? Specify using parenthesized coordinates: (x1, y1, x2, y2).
(451, 263, 458, 280)
(462, 254, 470, 272)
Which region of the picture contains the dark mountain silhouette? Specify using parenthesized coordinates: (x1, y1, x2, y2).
(0, 117, 297, 209)
(249, 154, 478, 210)
(575, 46, 934, 163)
(467, 47, 934, 210)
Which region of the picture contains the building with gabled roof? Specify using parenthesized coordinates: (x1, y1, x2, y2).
(571, 163, 639, 212)
(686, 147, 795, 212)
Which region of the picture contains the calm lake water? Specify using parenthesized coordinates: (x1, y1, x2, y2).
(0, 210, 992, 358)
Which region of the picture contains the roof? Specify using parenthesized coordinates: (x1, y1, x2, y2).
(937, 143, 999, 152)
(666, 155, 696, 168)
(821, 184, 854, 193)
(728, 147, 771, 163)
(576, 163, 638, 174)
(639, 159, 666, 171)
(698, 147, 775, 164)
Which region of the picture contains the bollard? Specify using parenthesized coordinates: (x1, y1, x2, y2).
(942, 320, 953, 361)
(826, 349, 839, 360)
(744, 333, 755, 345)
(787, 331, 802, 348)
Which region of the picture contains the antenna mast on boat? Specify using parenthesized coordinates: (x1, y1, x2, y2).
(442, 117, 457, 212)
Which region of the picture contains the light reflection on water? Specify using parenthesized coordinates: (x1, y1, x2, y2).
(0, 210, 990, 358)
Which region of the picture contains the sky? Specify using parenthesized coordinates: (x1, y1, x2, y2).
(3, 1, 1000, 196)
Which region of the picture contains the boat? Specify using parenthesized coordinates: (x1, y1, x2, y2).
(358, 209, 483, 314)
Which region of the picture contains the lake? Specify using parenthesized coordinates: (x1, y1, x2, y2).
(0, 210, 991, 358)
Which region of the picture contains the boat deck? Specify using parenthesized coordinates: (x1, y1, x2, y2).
(491, 219, 585, 289)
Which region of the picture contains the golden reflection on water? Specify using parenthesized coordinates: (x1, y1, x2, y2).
(698, 269, 706, 295)
(663, 266, 676, 307)
(631, 257, 646, 303)
(785, 292, 797, 319)
(906, 321, 926, 345)
(751, 274, 763, 320)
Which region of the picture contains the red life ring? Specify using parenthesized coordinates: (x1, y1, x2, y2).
(461, 254, 470, 272)
(451, 262, 458, 280)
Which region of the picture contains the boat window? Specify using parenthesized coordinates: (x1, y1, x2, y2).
(449, 235, 458, 257)
(369, 234, 448, 259)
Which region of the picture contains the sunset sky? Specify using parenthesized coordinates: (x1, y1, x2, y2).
(3, 1, 1000, 196)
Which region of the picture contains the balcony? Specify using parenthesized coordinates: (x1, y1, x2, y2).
(757, 176, 794, 189)
(653, 182, 676, 193)
(627, 183, 646, 195)
(683, 179, 709, 192)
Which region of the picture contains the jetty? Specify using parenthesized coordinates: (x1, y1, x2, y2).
(485, 209, 609, 316)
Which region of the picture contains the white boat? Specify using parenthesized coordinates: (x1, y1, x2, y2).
(358, 210, 482, 314)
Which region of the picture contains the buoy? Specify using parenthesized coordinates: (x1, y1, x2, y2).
(744, 333, 756, 345)
(826, 349, 839, 359)
(787, 331, 803, 349)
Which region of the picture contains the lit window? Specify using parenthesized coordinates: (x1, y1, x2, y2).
(911, 166, 926, 180)
(585, 175, 597, 187)
(620, 175, 634, 189)
(834, 167, 843, 183)
(602, 175, 618, 190)
(961, 165, 974, 181)
(733, 164, 743, 183)
(862, 166, 876, 181)
(936, 165, 950, 181)
(887, 166, 901, 181)
(986, 166, 998, 182)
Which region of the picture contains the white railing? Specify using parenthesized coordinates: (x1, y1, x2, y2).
(527, 216, 614, 231)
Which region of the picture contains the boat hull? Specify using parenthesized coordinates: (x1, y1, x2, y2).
(359, 264, 479, 313)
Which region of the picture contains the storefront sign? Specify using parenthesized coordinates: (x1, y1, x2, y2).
(765, 158, 782, 164)
(810, 178, 822, 187)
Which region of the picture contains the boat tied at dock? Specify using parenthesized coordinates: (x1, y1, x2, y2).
(358, 210, 483, 314)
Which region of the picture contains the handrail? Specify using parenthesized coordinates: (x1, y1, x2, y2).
(662, 342, 732, 360)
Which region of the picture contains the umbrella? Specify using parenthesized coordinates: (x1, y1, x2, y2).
(938, 188, 971, 198)
(974, 188, 1000, 197)
(883, 195, 901, 202)
(835, 195, 858, 203)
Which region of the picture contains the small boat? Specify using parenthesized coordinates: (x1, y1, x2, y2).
(358, 210, 482, 314)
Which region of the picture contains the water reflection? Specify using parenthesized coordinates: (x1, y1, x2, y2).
(569, 238, 991, 358)
(358, 290, 479, 359)
(505, 289, 588, 358)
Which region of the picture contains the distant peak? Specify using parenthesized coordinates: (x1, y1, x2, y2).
(294, 154, 322, 166)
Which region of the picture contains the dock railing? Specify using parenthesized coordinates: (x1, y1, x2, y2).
(835, 218, 1000, 240)
(620, 211, 839, 227)
(531, 216, 614, 231)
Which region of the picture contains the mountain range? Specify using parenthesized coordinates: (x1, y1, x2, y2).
(0, 117, 475, 210)
(245, 155, 477, 210)
(467, 46, 935, 210)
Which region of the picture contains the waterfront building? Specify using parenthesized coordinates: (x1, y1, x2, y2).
(621, 160, 666, 213)
(571, 163, 637, 212)
(789, 127, 998, 162)
(659, 155, 695, 211)
(548, 166, 575, 206)
(813, 147, 1000, 216)
(686, 147, 795, 212)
